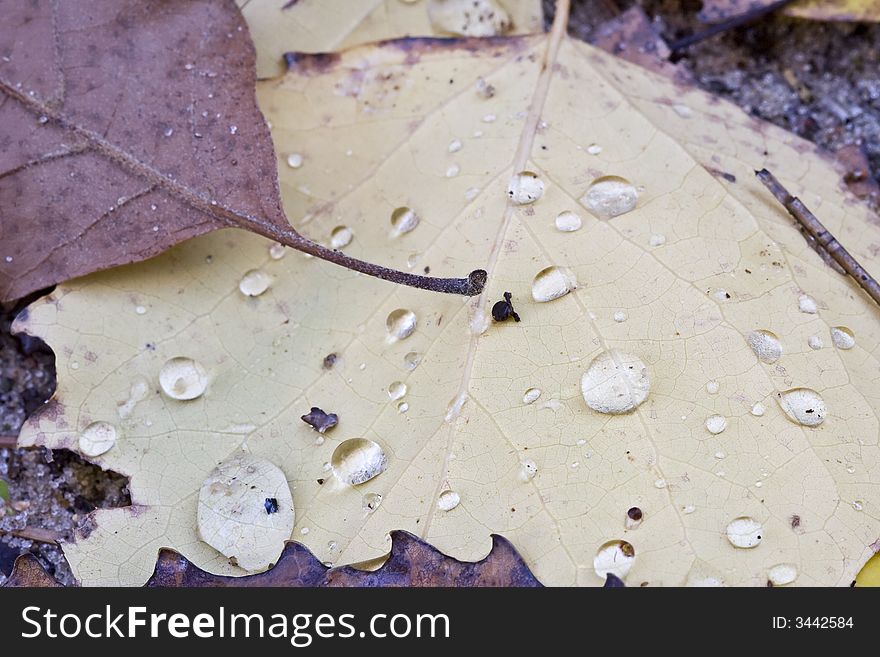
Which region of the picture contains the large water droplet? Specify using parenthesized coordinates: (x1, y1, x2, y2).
(331, 438, 388, 486)
(581, 350, 650, 414)
(386, 309, 417, 341)
(831, 326, 855, 350)
(768, 563, 798, 586)
(531, 266, 577, 302)
(388, 381, 407, 400)
(554, 210, 582, 232)
(507, 171, 544, 204)
(239, 269, 272, 297)
(746, 329, 782, 363)
(522, 387, 541, 405)
(437, 490, 461, 511)
(390, 207, 419, 237)
(79, 421, 117, 457)
(582, 176, 638, 218)
(777, 388, 826, 427)
(159, 357, 208, 400)
(705, 415, 727, 435)
(330, 225, 353, 249)
(286, 153, 303, 168)
(726, 517, 763, 548)
(594, 540, 635, 579)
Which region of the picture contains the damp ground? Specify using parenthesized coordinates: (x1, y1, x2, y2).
(3, 0, 879, 585)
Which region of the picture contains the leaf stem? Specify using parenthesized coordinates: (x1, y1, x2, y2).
(756, 168, 880, 308)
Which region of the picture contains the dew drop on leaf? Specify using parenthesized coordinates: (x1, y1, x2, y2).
(437, 490, 461, 511)
(705, 415, 727, 435)
(706, 380, 719, 394)
(403, 351, 422, 370)
(363, 492, 383, 512)
(776, 388, 826, 427)
(330, 225, 353, 249)
(159, 357, 208, 401)
(390, 207, 419, 237)
(586, 143, 602, 155)
(331, 438, 388, 486)
(830, 326, 855, 350)
(554, 210, 582, 232)
(286, 153, 303, 168)
(448, 138, 462, 153)
(386, 309, 417, 341)
(726, 517, 763, 549)
(751, 402, 765, 417)
(613, 310, 627, 323)
(522, 387, 541, 405)
(581, 176, 638, 218)
(445, 164, 460, 178)
(767, 563, 798, 586)
(593, 540, 635, 579)
(798, 293, 818, 314)
(507, 171, 544, 204)
(581, 350, 650, 415)
(78, 421, 117, 457)
(746, 329, 782, 364)
(531, 266, 577, 302)
(649, 234, 666, 246)
(239, 269, 272, 297)
(519, 459, 537, 481)
(269, 242, 285, 260)
(397, 401, 409, 414)
(808, 335, 824, 350)
(388, 381, 407, 400)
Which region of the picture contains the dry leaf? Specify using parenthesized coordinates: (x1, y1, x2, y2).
(239, 0, 544, 78)
(3, 554, 63, 587)
(14, 7, 880, 587)
(0, 0, 292, 303)
(699, 0, 880, 23)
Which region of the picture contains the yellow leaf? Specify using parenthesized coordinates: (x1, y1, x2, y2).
(239, 0, 545, 78)
(16, 5, 880, 586)
(855, 551, 880, 586)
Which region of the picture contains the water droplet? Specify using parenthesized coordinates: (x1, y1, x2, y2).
(135, 305, 147, 315)
(330, 225, 353, 249)
(830, 326, 855, 350)
(406, 252, 421, 268)
(437, 490, 461, 511)
(531, 266, 577, 302)
(768, 563, 797, 586)
(705, 415, 727, 435)
(581, 350, 651, 414)
(446, 163, 460, 178)
(363, 492, 383, 512)
(286, 153, 303, 168)
(776, 388, 826, 427)
(159, 357, 209, 400)
(582, 176, 638, 218)
(519, 459, 537, 481)
(482, 113, 496, 122)
(554, 210, 583, 232)
(654, 478, 667, 489)
(613, 310, 628, 323)
(331, 438, 388, 486)
(751, 402, 765, 416)
(586, 143, 602, 155)
(846, 465, 855, 474)
(269, 242, 285, 259)
(672, 104, 693, 118)
(229, 125, 237, 135)
(682, 504, 696, 514)
(327, 540, 337, 551)
(706, 380, 719, 394)
(397, 401, 409, 414)
(507, 171, 544, 204)
(300, 527, 310, 535)
(726, 517, 763, 548)
(464, 186, 480, 200)
(853, 500, 864, 511)
(808, 335, 823, 350)
(468, 307, 490, 335)
(522, 388, 541, 405)
(712, 288, 729, 302)
(746, 329, 782, 364)
(798, 294, 818, 314)
(649, 234, 666, 247)
(386, 309, 417, 341)
(389, 207, 419, 237)
(163, 127, 173, 137)
(714, 451, 725, 459)
(445, 392, 468, 422)
(404, 352, 422, 370)
(239, 269, 272, 296)
(448, 138, 462, 153)
(79, 421, 117, 457)
(388, 381, 407, 400)
(593, 540, 635, 579)
(625, 506, 643, 530)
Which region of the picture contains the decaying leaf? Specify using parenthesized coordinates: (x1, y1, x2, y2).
(855, 549, 880, 586)
(239, 0, 544, 78)
(14, 3, 880, 587)
(3, 553, 63, 587)
(147, 530, 541, 587)
(0, 0, 294, 303)
(699, 0, 880, 23)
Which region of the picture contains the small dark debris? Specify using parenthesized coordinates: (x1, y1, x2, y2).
(322, 353, 337, 369)
(301, 407, 338, 433)
(627, 506, 643, 521)
(317, 478, 325, 485)
(492, 291, 520, 322)
(264, 498, 279, 514)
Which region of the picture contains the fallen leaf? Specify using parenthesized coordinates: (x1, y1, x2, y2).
(854, 549, 880, 586)
(239, 0, 544, 78)
(699, 0, 880, 23)
(2, 553, 62, 587)
(0, 0, 287, 303)
(15, 3, 880, 586)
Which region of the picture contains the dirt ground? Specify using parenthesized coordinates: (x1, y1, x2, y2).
(3, 0, 879, 586)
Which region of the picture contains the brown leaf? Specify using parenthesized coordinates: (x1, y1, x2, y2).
(3, 553, 62, 587)
(0, 0, 289, 302)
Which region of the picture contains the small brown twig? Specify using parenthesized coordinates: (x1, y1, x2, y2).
(669, 0, 796, 54)
(1, 527, 63, 545)
(756, 168, 880, 308)
(0, 435, 19, 449)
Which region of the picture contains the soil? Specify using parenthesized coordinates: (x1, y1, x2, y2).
(2, 0, 879, 586)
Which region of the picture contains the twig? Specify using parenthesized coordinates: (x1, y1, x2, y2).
(756, 168, 880, 307)
(1, 527, 63, 545)
(669, 0, 796, 54)
(0, 435, 18, 449)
